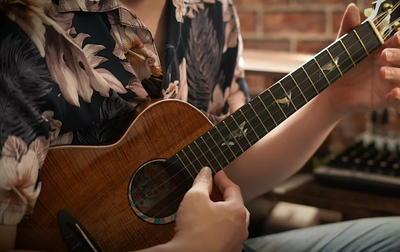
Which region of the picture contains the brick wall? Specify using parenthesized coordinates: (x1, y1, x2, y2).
(234, 0, 375, 54)
(233, 0, 376, 94)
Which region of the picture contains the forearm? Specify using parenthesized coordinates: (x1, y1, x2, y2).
(225, 90, 345, 202)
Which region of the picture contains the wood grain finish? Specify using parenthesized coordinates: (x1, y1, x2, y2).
(15, 100, 215, 251)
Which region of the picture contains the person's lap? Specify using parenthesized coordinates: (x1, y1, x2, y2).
(244, 217, 400, 252)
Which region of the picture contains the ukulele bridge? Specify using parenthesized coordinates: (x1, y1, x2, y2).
(58, 209, 102, 252)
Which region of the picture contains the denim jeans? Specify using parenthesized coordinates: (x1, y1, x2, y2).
(244, 217, 400, 252)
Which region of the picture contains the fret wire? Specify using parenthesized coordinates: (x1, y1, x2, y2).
(176, 153, 195, 178)
(120, 24, 383, 223)
(268, 89, 288, 119)
(277, 81, 298, 110)
(326, 49, 343, 76)
(299, 68, 319, 94)
(355, 22, 382, 54)
(214, 127, 237, 158)
(239, 108, 261, 140)
(257, 96, 278, 126)
(188, 34, 372, 178)
(207, 131, 230, 164)
(290, 74, 309, 102)
(340, 40, 356, 66)
(200, 136, 224, 170)
(133, 30, 377, 218)
(353, 30, 369, 55)
(169, 24, 379, 190)
(248, 104, 268, 133)
(193, 141, 217, 173)
(313, 58, 332, 85)
(140, 23, 382, 209)
(222, 121, 244, 153)
(231, 115, 253, 146)
(181, 149, 199, 173)
(187, 145, 205, 170)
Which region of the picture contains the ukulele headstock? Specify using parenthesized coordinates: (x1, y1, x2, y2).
(367, 0, 400, 41)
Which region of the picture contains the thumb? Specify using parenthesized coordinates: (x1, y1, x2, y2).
(191, 167, 213, 195)
(337, 3, 361, 38)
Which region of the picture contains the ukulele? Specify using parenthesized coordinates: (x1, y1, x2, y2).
(15, 0, 400, 251)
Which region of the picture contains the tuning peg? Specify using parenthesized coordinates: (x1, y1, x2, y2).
(364, 8, 372, 18)
(383, 3, 394, 12)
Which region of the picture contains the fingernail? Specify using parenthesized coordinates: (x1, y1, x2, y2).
(199, 167, 212, 177)
(385, 68, 393, 78)
(346, 3, 356, 10)
(386, 50, 394, 61)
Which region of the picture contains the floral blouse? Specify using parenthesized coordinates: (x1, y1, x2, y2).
(0, 0, 248, 225)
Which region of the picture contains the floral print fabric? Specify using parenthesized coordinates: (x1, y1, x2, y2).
(0, 0, 249, 225)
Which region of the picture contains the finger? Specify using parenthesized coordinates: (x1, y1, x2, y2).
(380, 65, 400, 80)
(382, 49, 400, 66)
(386, 87, 400, 106)
(214, 171, 243, 203)
(337, 3, 361, 38)
(382, 34, 400, 63)
(190, 167, 213, 195)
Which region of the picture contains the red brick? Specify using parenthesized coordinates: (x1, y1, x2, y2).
(263, 76, 275, 89)
(296, 40, 332, 54)
(245, 74, 261, 90)
(243, 39, 290, 51)
(263, 12, 326, 34)
(238, 12, 257, 33)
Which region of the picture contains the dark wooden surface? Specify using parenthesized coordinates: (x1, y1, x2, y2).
(264, 177, 400, 220)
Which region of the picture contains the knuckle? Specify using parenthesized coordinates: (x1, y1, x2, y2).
(231, 183, 241, 191)
(229, 184, 242, 196)
(231, 205, 248, 222)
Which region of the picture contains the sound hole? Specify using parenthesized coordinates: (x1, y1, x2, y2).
(128, 159, 192, 223)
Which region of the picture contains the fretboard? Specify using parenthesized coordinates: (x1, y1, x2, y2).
(168, 19, 383, 179)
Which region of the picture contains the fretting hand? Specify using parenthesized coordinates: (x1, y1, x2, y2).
(322, 3, 400, 117)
